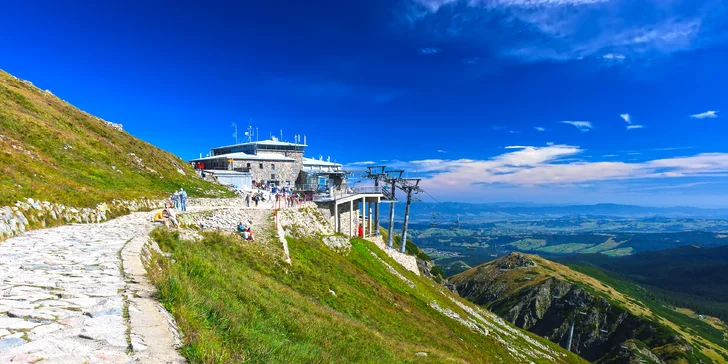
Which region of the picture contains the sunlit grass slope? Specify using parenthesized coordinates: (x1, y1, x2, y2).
(0, 69, 232, 206)
(147, 227, 585, 363)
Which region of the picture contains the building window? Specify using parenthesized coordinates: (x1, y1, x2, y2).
(271, 174, 276, 180)
(259, 163, 264, 169)
(271, 164, 275, 170)
(246, 163, 251, 169)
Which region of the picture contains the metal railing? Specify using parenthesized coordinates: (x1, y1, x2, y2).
(311, 186, 384, 202)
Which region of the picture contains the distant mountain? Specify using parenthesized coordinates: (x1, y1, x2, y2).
(408, 202, 728, 222)
(558, 245, 728, 321)
(0, 70, 231, 207)
(450, 253, 728, 363)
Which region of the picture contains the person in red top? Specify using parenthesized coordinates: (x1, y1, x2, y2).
(358, 224, 363, 237)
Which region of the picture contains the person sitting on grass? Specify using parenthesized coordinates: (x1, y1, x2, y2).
(242, 227, 255, 241)
(237, 221, 246, 235)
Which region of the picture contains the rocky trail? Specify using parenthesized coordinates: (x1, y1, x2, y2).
(0, 211, 184, 363)
(0, 200, 290, 363)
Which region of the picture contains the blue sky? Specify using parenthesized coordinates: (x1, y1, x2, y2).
(2, 0, 728, 206)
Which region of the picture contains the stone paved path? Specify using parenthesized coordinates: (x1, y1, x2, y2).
(0, 212, 183, 363)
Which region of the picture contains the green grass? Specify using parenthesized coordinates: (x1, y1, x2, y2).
(0, 69, 232, 207)
(537, 243, 593, 254)
(509, 238, 547, 250)
(579, 238, 624, 254)
(147, 228, 584, 363)
(567, 264, 728, 363)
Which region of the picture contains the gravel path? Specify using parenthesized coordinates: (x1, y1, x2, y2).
(0, 212, 184, 363)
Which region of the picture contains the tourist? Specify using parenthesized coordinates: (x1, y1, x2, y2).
(243, 227, 255, 241)
(153, 209, 166, 223)
(179, 188, 188, 211)
(237, 221, 246, 235)
(171, 191, 179, 209)
(166, 208, 179, 228)
(246, 193, 251, 207)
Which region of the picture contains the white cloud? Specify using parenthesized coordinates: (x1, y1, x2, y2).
(418, 47, 441, 55)
(534, 126, 546, 132)
(620, 113, 631, 124)
(405, 0, 725, 62)
(508, 130, 520, 134)
(626, 124, 645, 130)
(505, 145, 528, 149)
(603, 53, 627, 62)
(437, 149, 447, 153)
(349, 161, 376, 165)
(562, 120, 592, 131)
(690, 110, 719, 119)
(399, 146, 728, 194)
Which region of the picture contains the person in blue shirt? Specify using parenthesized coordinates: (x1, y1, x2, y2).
(179, 188, 188, 211)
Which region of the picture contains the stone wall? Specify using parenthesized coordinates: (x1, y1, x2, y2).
(0, 198, 166, 240)
(233, 159, 299, 187)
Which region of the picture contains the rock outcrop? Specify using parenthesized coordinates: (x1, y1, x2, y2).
(451, 253, 704, 363)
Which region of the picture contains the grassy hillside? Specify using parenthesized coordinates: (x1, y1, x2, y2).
(451, 253, 728, 363)
(146, 223, 584, 363)
(558, 245, 728, 321)
(0, 70, 231, 207)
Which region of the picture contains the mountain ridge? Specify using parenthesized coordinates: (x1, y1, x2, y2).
(0, 69, 231, 208)
(450, 253, 728, 363)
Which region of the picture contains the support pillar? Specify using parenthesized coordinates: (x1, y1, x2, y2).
(367, 201, 374, 236)
(400, 191, 413, 254)
(334, 202, 339, 233)
(387, 181, 396, 249)
(349, 200, 353, 238)
(374, 197, 380, 236)
(362, 198, 367, 238)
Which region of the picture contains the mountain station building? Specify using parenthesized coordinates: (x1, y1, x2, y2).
(190, 137, 345, 190)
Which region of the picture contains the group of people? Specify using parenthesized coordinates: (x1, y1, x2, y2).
(237, 221, 255, 241)
(240, 185, 308, 210)
(152, 188, 189, 228)
(153, 208, 179, 228)
(169, 188, 188, 211)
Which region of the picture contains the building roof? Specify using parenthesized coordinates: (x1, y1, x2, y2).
(213, 139, 307, 150)
(194, 152, 295, 162)
(302, 157, 342, 167)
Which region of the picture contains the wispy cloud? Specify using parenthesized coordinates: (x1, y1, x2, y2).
(418, 47, 441, 55)
(437, 149, 447, 153)
(691, 110, 719, 119)
(491, 125, 505, 131)
(508, 130, 520, 134)
(405, 0, 727, 62)
(562, 120, 592, 131)
(396, 145, 728, 194)
(626, 125, 645, 130)
(349, 161, 376, 165)
(630, 181, 722, 192)
(620, 113, 631, 124)
(534, 126, 545, 132)
(265, 77, 400, 103)
(505, 145, 529, 149)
